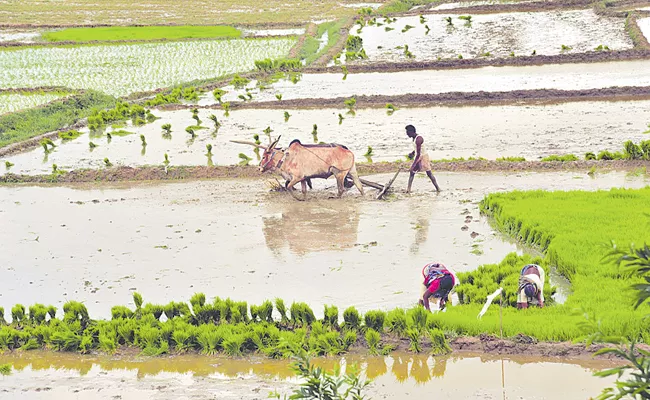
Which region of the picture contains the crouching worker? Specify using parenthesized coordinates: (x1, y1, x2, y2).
(517, 264, 545, 309)
(420, 263, 456, 311)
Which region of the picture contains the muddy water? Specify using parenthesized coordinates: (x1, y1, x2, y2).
(214, 59, 650, 103)
(1, 171, 647, 319)
(433, 0, 535, 10)
(0, 30, 40, 43)
(4, 100, 650, 175)
(0, 351, 616, 399)
(356, 10, 632, 62)
(639, 17, 650, 41)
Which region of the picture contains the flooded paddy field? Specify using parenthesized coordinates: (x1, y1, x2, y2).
(640, 17, 650, 40)
(4, 99, 650, 175)
(0, 37, 296, 97)
(0, 171, 647, 319)
(215, 59, 650, 103)
(355, 10, 632, 62)
(0, 351, 616, 399)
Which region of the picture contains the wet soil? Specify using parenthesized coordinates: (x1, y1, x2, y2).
(0, 349, 619, 400)
(0, 171, 647, 320)
(4, 100, 650, 174)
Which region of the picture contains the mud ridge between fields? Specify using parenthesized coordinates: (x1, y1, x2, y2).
(311, 49, 650, 74)
(161, 86, 650, 111)
(1, 160, 648, 184)
(448, 334, 646, 360)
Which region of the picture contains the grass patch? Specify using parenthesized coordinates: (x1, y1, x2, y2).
(541, 154, 579, 162)
(496, 156, 526, 162)
(0, 91, 116, 148)
(42, 26, 241, 43)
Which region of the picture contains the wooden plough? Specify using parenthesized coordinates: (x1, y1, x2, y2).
(354, 168, 402, 200)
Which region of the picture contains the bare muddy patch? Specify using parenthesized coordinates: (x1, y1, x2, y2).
(3, 100, 650, 175)
(0, 171, 647, 319)
(354, 10, 632, 62)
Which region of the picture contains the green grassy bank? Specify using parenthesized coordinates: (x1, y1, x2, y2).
(0, 91, 116, 148)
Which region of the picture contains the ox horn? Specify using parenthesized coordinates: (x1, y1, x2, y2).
(230, 140, 267, 149)
(270, 135, 282, 149)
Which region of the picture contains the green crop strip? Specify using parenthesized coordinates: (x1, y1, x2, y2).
(431, 187, 650, 342)
(0, 293, 450, 358)
(42, 26, 241, 43)
(300, 19, 349, 65)
(0, 91, 116, 148)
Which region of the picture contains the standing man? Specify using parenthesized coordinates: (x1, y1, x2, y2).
(405, 125, 440, 193)
(517, 264, 545, 309)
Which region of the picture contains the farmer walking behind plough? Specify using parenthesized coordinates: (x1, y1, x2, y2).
(405, 124, 441, 193)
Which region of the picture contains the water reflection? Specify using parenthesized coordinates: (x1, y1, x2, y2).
(409, 200, 434, 255)
(0, 351, 610, 383)
(263, 201, 360, 255)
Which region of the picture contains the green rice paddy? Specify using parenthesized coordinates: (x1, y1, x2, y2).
(42, 26, 241, 43)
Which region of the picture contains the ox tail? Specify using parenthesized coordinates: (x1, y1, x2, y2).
(348, 163, 364, 196)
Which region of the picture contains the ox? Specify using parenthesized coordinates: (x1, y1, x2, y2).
(241, 136, 365, 200)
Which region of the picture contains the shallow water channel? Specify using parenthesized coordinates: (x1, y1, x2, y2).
(3, 100, 650, 175)
(0, 350, 617, 399)
(0, 171, 647, 319)
(213, 59, 650, 103)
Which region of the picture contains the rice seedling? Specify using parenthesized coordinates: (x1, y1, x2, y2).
(342, 306, 361, 331)
(407, 307, 427, 333)
(531, 50, 537, 55)
(561, 44, 572, 52)
(274, 93, 283, 101)
(88, 142, 98, 150)
(403, 44, 414, 59)
(58, 130, 82, 141)
(338, 113, 345, 124)
(401, 24, 415, 33)
(445, 17, 453, 26)
(541, 154, 579, 162)
(364, 310, 385, 332)
(212, 88, 226, 103)
(39, 138, 56, 153)
(323, 305, 339, 328)
(0, 364, 12, 376)
(11, 304, 26, 324)
(428, 328, 451, 355)
(5, 161, 14, 169)
(496, 156, 525, 162)
(104, 157, 112, 167)
(459, 15, 472, 26)
(406, 328, 422, 353)
(106, 132, 112, 142)
(163, 153, 170, 166)
(458, 54, 463, 59)
(363, 146, 373, 157)
(510, 51, 515, 57)
(238, 94, 247, 102)
(420, 15, 426, 24)
(341, 65, 348, 80)
(185, 127, 196, 138)
(344, 97, 356, 111)
(222, 102, 231, 117)
(284, 111, 291, 122)
(290, 302, 316, 327)
(385, 26, 394, 32)
(238, 153, 252, 166)
(192, 114, 202, 125)
(482, 51, 491, 57)
(386, 308, 408, 336)
(365, 329, 381, 355)
(275, 298, 289, 325)
(140, 134, 147, 147)
(231, 74, 250, 89)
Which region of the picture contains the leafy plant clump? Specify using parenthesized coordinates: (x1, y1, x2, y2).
(144, 86, 200, 107)
(230, 74, 250, 89)
(541, 154, 579, 162)
(58, 130, 82, 141)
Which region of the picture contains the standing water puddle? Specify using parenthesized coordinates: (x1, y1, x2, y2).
(214, 59, 650, 103)
(3, 100, 650, 175)
(0, 171, 647, 318)
(639, 17, 650, 41)
(0, 351, 617, 399)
